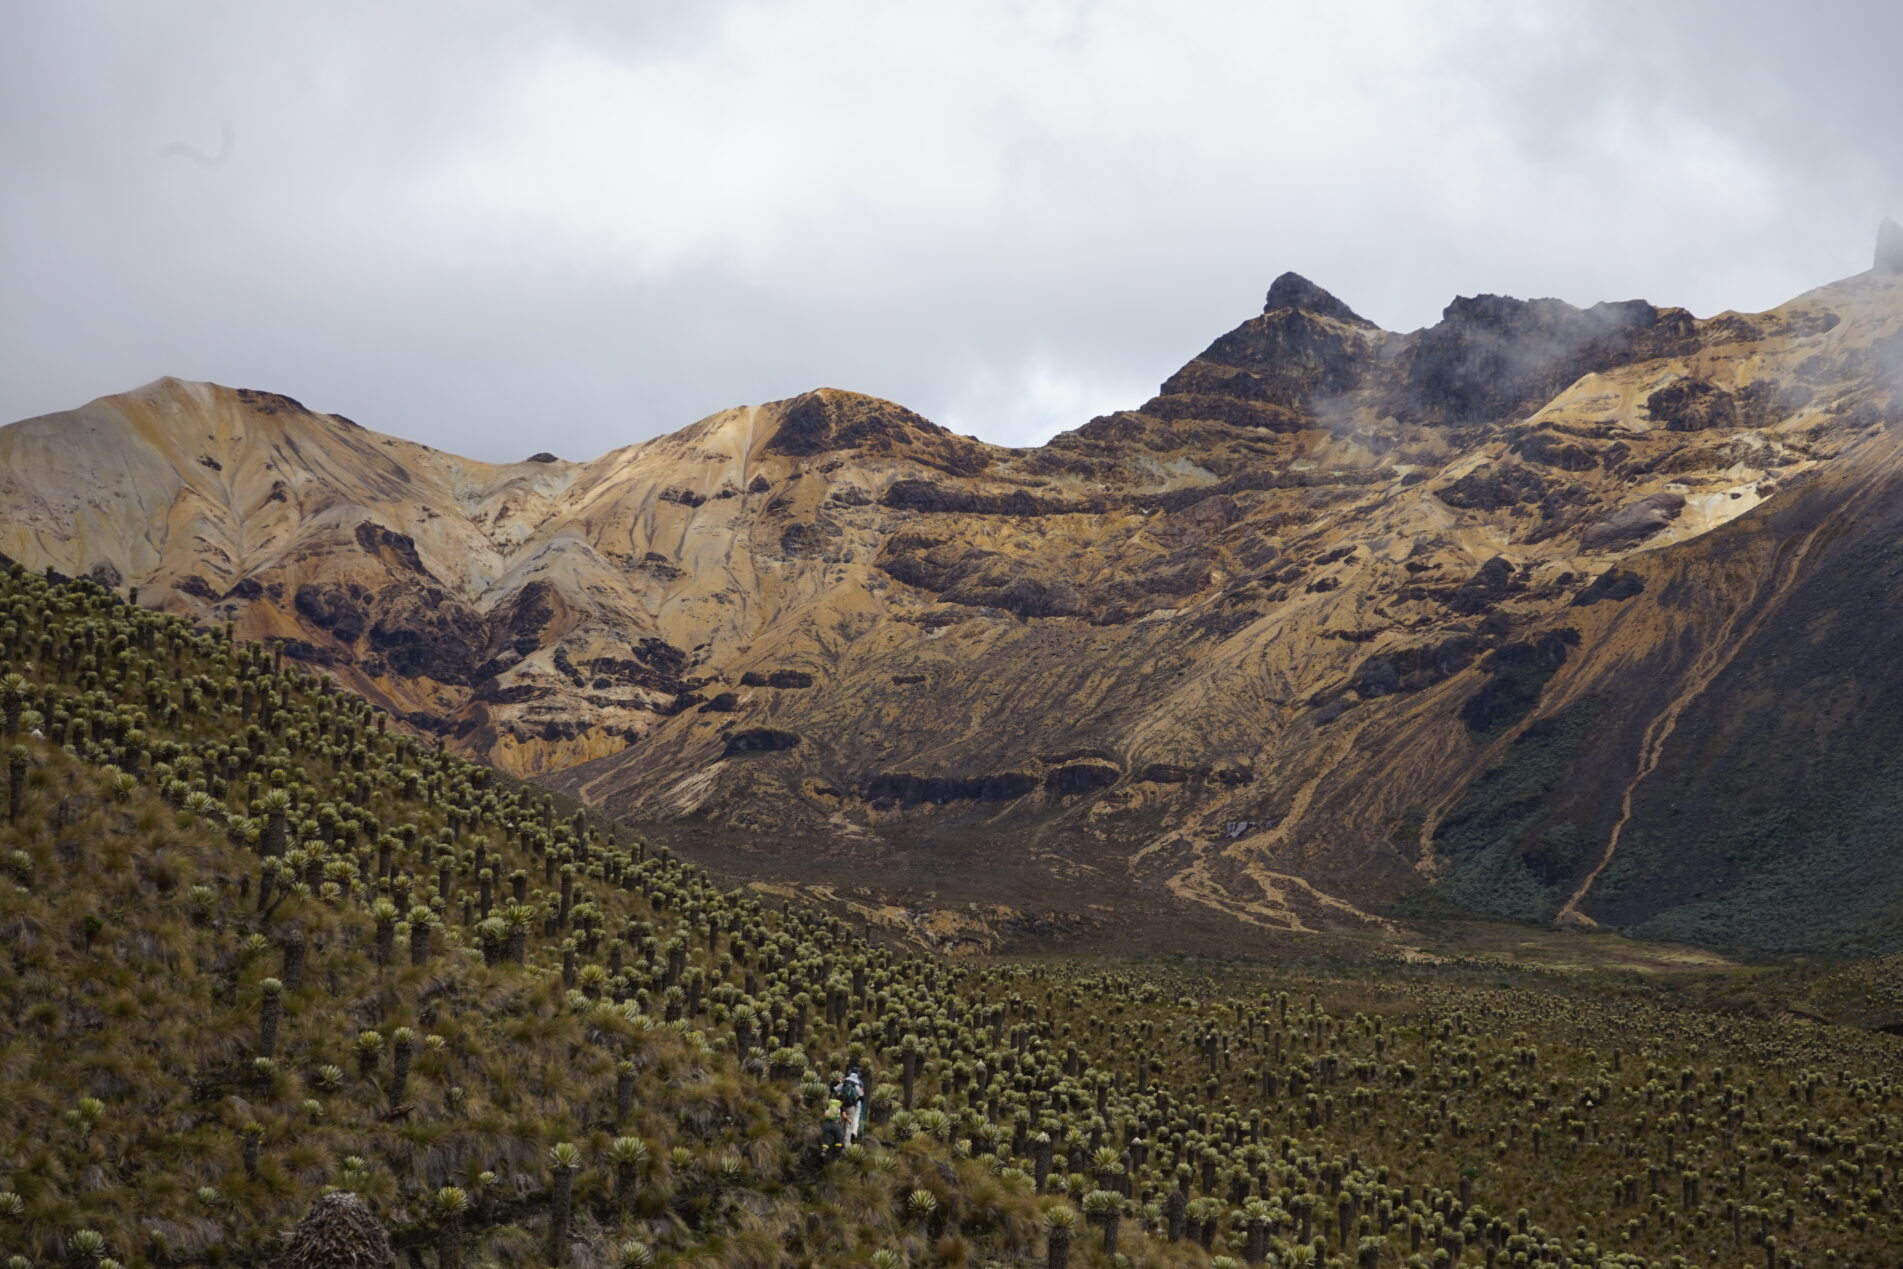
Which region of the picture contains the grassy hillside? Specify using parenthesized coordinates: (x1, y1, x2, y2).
(1, 561, 1900, 1267)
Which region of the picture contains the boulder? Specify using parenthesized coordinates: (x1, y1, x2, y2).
(1645, 378, 1737, 433)
(1579, 492, 1685, 552)
(1572, 567, 1646, 606)
(723, 728, 801, 757)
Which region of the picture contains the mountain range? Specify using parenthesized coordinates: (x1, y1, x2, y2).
(6, 225, 1902, 955)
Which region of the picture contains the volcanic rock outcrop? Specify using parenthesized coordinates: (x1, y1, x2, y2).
(6, 233, 1903, 953)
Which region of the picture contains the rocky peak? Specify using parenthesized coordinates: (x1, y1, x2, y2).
(1878, 218, 1903, 274)
(1146, 276, 1383, 417)
(762, 388, 993, 476)
(1435, 293, 1657, 334)
(1263, 272, 1374, 328)
(1392, 294, 1667, 426)
(764, 389, 943, 458)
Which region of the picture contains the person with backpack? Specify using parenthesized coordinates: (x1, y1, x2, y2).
(818, 1095, 846, 1160)
(833, 1066, 865, 1144)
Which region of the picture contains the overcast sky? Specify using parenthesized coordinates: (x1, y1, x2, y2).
(2, 1, 1898, 461)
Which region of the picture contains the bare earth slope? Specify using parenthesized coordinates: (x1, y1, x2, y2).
(7, 236, 1903, 953)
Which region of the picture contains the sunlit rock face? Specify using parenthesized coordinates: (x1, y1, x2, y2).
(6, 229, 1903, 953)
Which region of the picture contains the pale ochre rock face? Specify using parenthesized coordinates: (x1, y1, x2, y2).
(5, 263, 1903, 948)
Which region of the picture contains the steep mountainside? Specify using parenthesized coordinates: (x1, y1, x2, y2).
(6, 229, 1902, 953)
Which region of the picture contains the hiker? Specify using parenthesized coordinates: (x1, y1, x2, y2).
(833, 1066, 865, 1144)
(818, 1095, 846, 1159)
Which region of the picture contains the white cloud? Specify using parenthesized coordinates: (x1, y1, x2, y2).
(0, 0, 1896, 459)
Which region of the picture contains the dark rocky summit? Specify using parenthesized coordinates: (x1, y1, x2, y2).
(1262, 270, 1375, 326)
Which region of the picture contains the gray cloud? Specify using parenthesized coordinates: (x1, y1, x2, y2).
(2, 0, 1898, 461)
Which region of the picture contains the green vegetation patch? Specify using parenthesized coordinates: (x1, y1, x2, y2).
(1602, 758, 1903, 956)
(1432, 701, 1603, 922)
